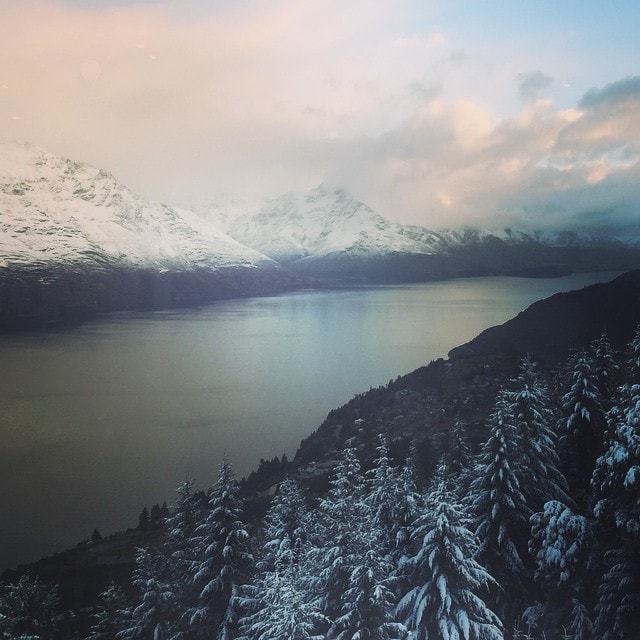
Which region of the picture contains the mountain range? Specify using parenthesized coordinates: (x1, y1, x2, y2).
(215, 185, 640, 283)
(3, 140, 640, 327)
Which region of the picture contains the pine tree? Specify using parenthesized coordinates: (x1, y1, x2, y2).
(594, 546, 640, 639)
(85, 581, 130, 640)
(138, 507, 151, 531)
(511, 357, 572, 511)
(0, 573, 61, 640)
(530, 500, 594, 591)
(306, 447, 366, 623)
(528, 500, 596, 635)
(119, 547, 174, 640)
(559, 350, 607, 510)
(392, 457, 423, 566)
(397, 482, 503, 640)
(329, 440, 407, 639)
(442, 418, 474, 496)
(259, 476, 310, 573)
(162, 478, 203, 637)
(334, 548, 405, 640)
(566, 598, 596, 640)
(189, 459, 253, 640)
(591, 332, 620, 410)
(364, 435, 409, 557)
(592, 375, 640, 639)
(471, 389, 532, 622)
(240, 566, 329, 640)
(592, 385, 640, 537)
(627, 324, 640, 381)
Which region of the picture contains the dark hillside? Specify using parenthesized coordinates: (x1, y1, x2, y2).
(449, 269, 640, 364)
(288, 270, 640, 481)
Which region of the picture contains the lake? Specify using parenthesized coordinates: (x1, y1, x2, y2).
(0, 272, 620, 570)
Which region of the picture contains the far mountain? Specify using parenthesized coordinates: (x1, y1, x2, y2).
(222, 185, 454, 264)
(0, 141, 300, 329)
(219, 185, 640, 283)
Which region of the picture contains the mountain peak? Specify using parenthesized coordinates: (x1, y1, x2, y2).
(223, 184, 433, 265)
(0, 140, 302, 328)
(0, 139, 278, 272)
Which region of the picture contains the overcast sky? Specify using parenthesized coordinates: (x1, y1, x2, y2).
(1, 0, 639, 233)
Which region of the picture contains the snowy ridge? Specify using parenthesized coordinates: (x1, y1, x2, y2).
(2, 139, 638, 293)
(221, 185, 465, 263)
(0, 140, 275, 272)
(218, 185, 636, 266)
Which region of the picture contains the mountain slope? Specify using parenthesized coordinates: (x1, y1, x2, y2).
(449, 269, 640, 363)
(0, 141, 299, 328)
(290, 270, 640, 477)
(221, 185, 640, 283)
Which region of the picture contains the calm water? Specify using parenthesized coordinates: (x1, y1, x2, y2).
(0, 272, 619, 570)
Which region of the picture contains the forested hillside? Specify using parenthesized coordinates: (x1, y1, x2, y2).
(3, 322, 640, 639)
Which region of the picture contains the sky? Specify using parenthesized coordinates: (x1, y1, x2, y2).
(1, 0, 639, 233)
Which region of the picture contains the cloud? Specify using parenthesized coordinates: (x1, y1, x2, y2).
(579, 75, 640, 110)
(1, 1, 639, 238)
(326, 80, 640, 235)
(408, 82, 443, 102)
(0, 0, 443, 203)
(518, 70, 554, 102)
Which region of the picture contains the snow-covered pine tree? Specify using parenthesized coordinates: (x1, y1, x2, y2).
(85, 581, 130, 640)
(119, 547, 175, 640)
(602, 325, 640, 454)
(592, 383, 640, 538)
(397, 481, 503, 640)
(593, 546, 640, 639)
(333, 547, 406, 640)
(161, 478, 204, 638)
(511, 357, 572, 512)
(471, 389, 532, 623)
(442, 418, 474, 496)
(527, 500, 596, 635)
(0, 573, 61, 640)
(392, 456, 424, 567)
(590, 332, 620, 411)
(189, 459, 253, 640)
(259, 476, 310, 573)
(591, 377, 640, 639)
(566, 598, 597, 640)
(530, 501, 593, 587)
(305, 446, 366, 624)
(625, 323, 640, 382)
(329, 441, 407, 640)
(559, 350, 607, 511)
(239, 566, 329, 640)
(364, 435, 409, 555)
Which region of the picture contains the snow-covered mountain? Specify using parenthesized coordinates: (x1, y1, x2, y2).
(0, 141, 280, 272)
(221, 185, 462, 263)
(0, 141, 298, 328)
(218, 185, 640, 282)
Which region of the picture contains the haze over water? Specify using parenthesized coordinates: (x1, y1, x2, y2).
(0, 273, 619, 570)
